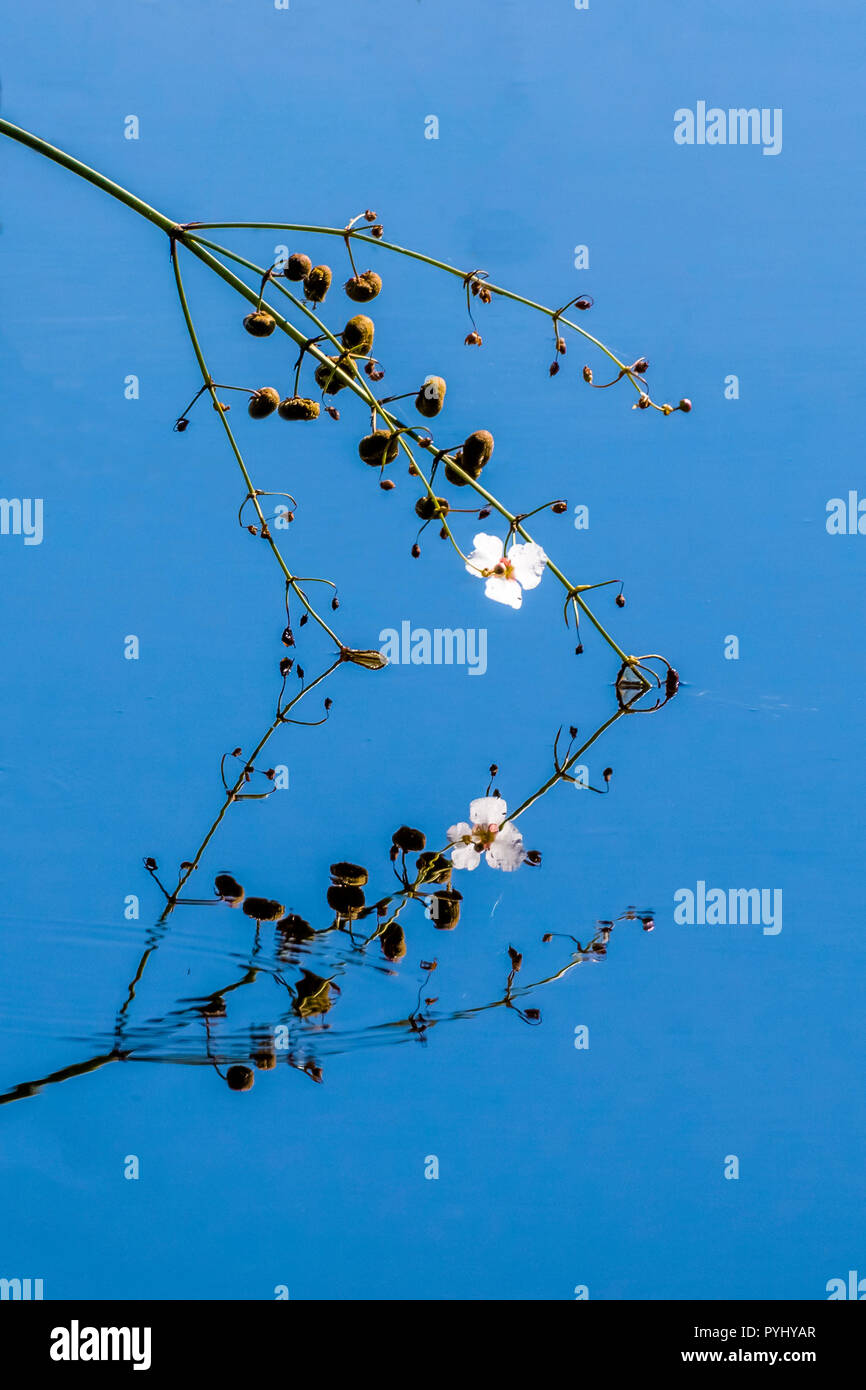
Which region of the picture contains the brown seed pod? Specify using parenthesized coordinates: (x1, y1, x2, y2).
(226, 1066, 255, 1091)
(358, 430, 400, 466)
(380, 922, 407, 962)
(430, 889, 462, 930)
(392, 826, 426, 852)
(243, 310, 276, 337)
(278, 396, 320, 421)
(277, 913, 316, 943)
(303, 264, 332, 303)
(341, 647, 388, 670)
(285, 251, 312, 281)
(415, 375, 447, 418)
(242, 897, 285, 922)
(214, 873, 244, 904)
(344, 270, 382, 302)
(314, 355, 357, 394)
(341, 314, 375, 355)
(327, 883, 366, 917)
(414, 495, 450, 521)
(416, 851, 451, 884)
(444, 429, 493, 486)
(248, 387, 281, 419)
(252, 1045, 276, 1071)
(330, 862, 369, 886)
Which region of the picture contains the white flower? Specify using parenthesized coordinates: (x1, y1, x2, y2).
(464, 533, 548, 610)
(446, 795, 525, 872)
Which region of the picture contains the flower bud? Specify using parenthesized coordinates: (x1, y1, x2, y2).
(248, 387, 281, 419)
(603, 767, 613, 783)
(464, 331, 482, 346)
(330, 862, 369, 886)
(665, 667, 680, 698)
(392, 826, 426, 853)
(303, 265, 332, 303)
(582, 365, 593, 383)
(358, 430, 400, 466)
(341, 314, 375, 354)
(615, 593, 626, 607)
(633, 358, 649, 374)
(344, 270, 382, 302)
(243, 310, 276, 337)
(278, 395, 320, 421)
(415, 375, 447, 418)
(552, 500, 567, 514)
(226, 1066, 255, 1092)
(285, 251, 312, 281)
(678, 398, 692, 413)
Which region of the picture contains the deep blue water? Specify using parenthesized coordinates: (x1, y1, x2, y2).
(0, 0, 864, 1300)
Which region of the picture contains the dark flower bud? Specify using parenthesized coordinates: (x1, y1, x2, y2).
(358, 430, 400, 466)
(603, 767, 613, 783)
(341, 314, 375, 354)
(285, 251, 312, 281)
(552, 500, 567, 514)
(464, 331, 482, 346)
(549, 362, 560, 377)
(370, 224, 384, 239)
(392, 826, 426, 852)
(430, 888, 462, 929)
(330, 862, 369, 886)
(414, 495, 450, 521)
(508, 947, 523, 971)
(215, 873, 244, 904)
(557, 337, 567, 354)
(344, 270, 382, 302)
(242, 897, 285, 922)
(303, 265, 332, 303)
(326, 406, 340, 419)
(524, 1008, 541, 1021)
(678, 398, 692, 412)
(525, 850, 542, 866)
(411, 543, 421, 558)
(327, 883, 365, 917)
(380, 478, 396, 490)
(415, 375, 447, 418)
(635, 394, 651, 409)
(340, 647, 388, 670)
(542, 932, 553, 943)
(380, 922, 407, 962)
(575, 643, 584, 655)
(665, 667, 680, 697)
(248, 387, 281, 419)
(243, 310, 276, 337)
(144, 856, 158, 870)
(278, 396, 320, 421)
(641, 917, 655, 932)
(314, 355, 357, 394)
(226, 1065, 255, 1092)
(574, 296, 593, 311)
(582, 365, 593, 383)
(615, 593, 626, 607)
(633, 358, 649, 374)
(174, 417, 190, 432)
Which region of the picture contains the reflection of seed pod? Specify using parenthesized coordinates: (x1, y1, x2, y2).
(277, 913, 315, 942)
(285, 251, 312, 281)
(414, 495, 450, 522)
(278, 395, 320, 421)
(358, 430, 400, 466)
(252, 1042, 276, 1070)
(415, 376, 447, 418)
(341, 314, 375, 354)
(330, 862, 369, 886)
(248, 387, 281, 419)
(215, 873, 244, 904)
(314, 355, 357, 394)
(243, 310, 276, 337)
(416, 851, 451, 884)
(294, 970, 332, 1017)
(380, 922, 407, 962)
(327, 883, 366, 917)
(430, 889, 462, 930)
(303, 265, 332, 303)
(344, 270, 382, 302)
(227, 1065, 255, 1091)
(392, 826, 426, 852)
(242, 897, 285, 922)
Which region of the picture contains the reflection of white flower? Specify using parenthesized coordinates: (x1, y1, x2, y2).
(446, 795, 525, 872)
(465, 533, 548, 610)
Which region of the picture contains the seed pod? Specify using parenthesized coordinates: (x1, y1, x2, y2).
(415, 376, 447, 418)
(380, 922, 407, 962)
(285, 251, 312, 281)
(252, 1044, 276, 1071)
(243, 310, 276, 337)
(392, 826, 426, 853)
(358, 430, 400, 466)
(416, 851, 451, 884)
(341, 314, 375, 354)
(330, 862, 369, 886)
(248, 387, 281, 419)
(278, 396, 320, 421)
(430, 889, 462, 930)
(582, 365, 593, 383)
(678, 398, 692, 413)
(414, 495, 450, 521)
(214, 873, 244, 904)
(341, 647, 388, 670)
(344, 270, 382, 302)
(242, 897, 285, 922)
(461, 430, 494, 470)
(303, 264, 332, 303)
(327, 883, 366, 917)
(314, 355, 357, 394)
(277, 913, 316, 942)
(226, 1066, 255, 1091)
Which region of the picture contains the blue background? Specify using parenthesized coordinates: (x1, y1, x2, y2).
(0, 0, 864, 1299)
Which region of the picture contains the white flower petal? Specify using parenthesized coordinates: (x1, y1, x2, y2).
(446, 821, 473, 844)
(484, 575, 522, 608)
(486, 822, 525, 871)
(507, 541, 548, 591)
(465, 532, 504, 576)
(451, 842, 480, 871)
(469, 796, 508, 826)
